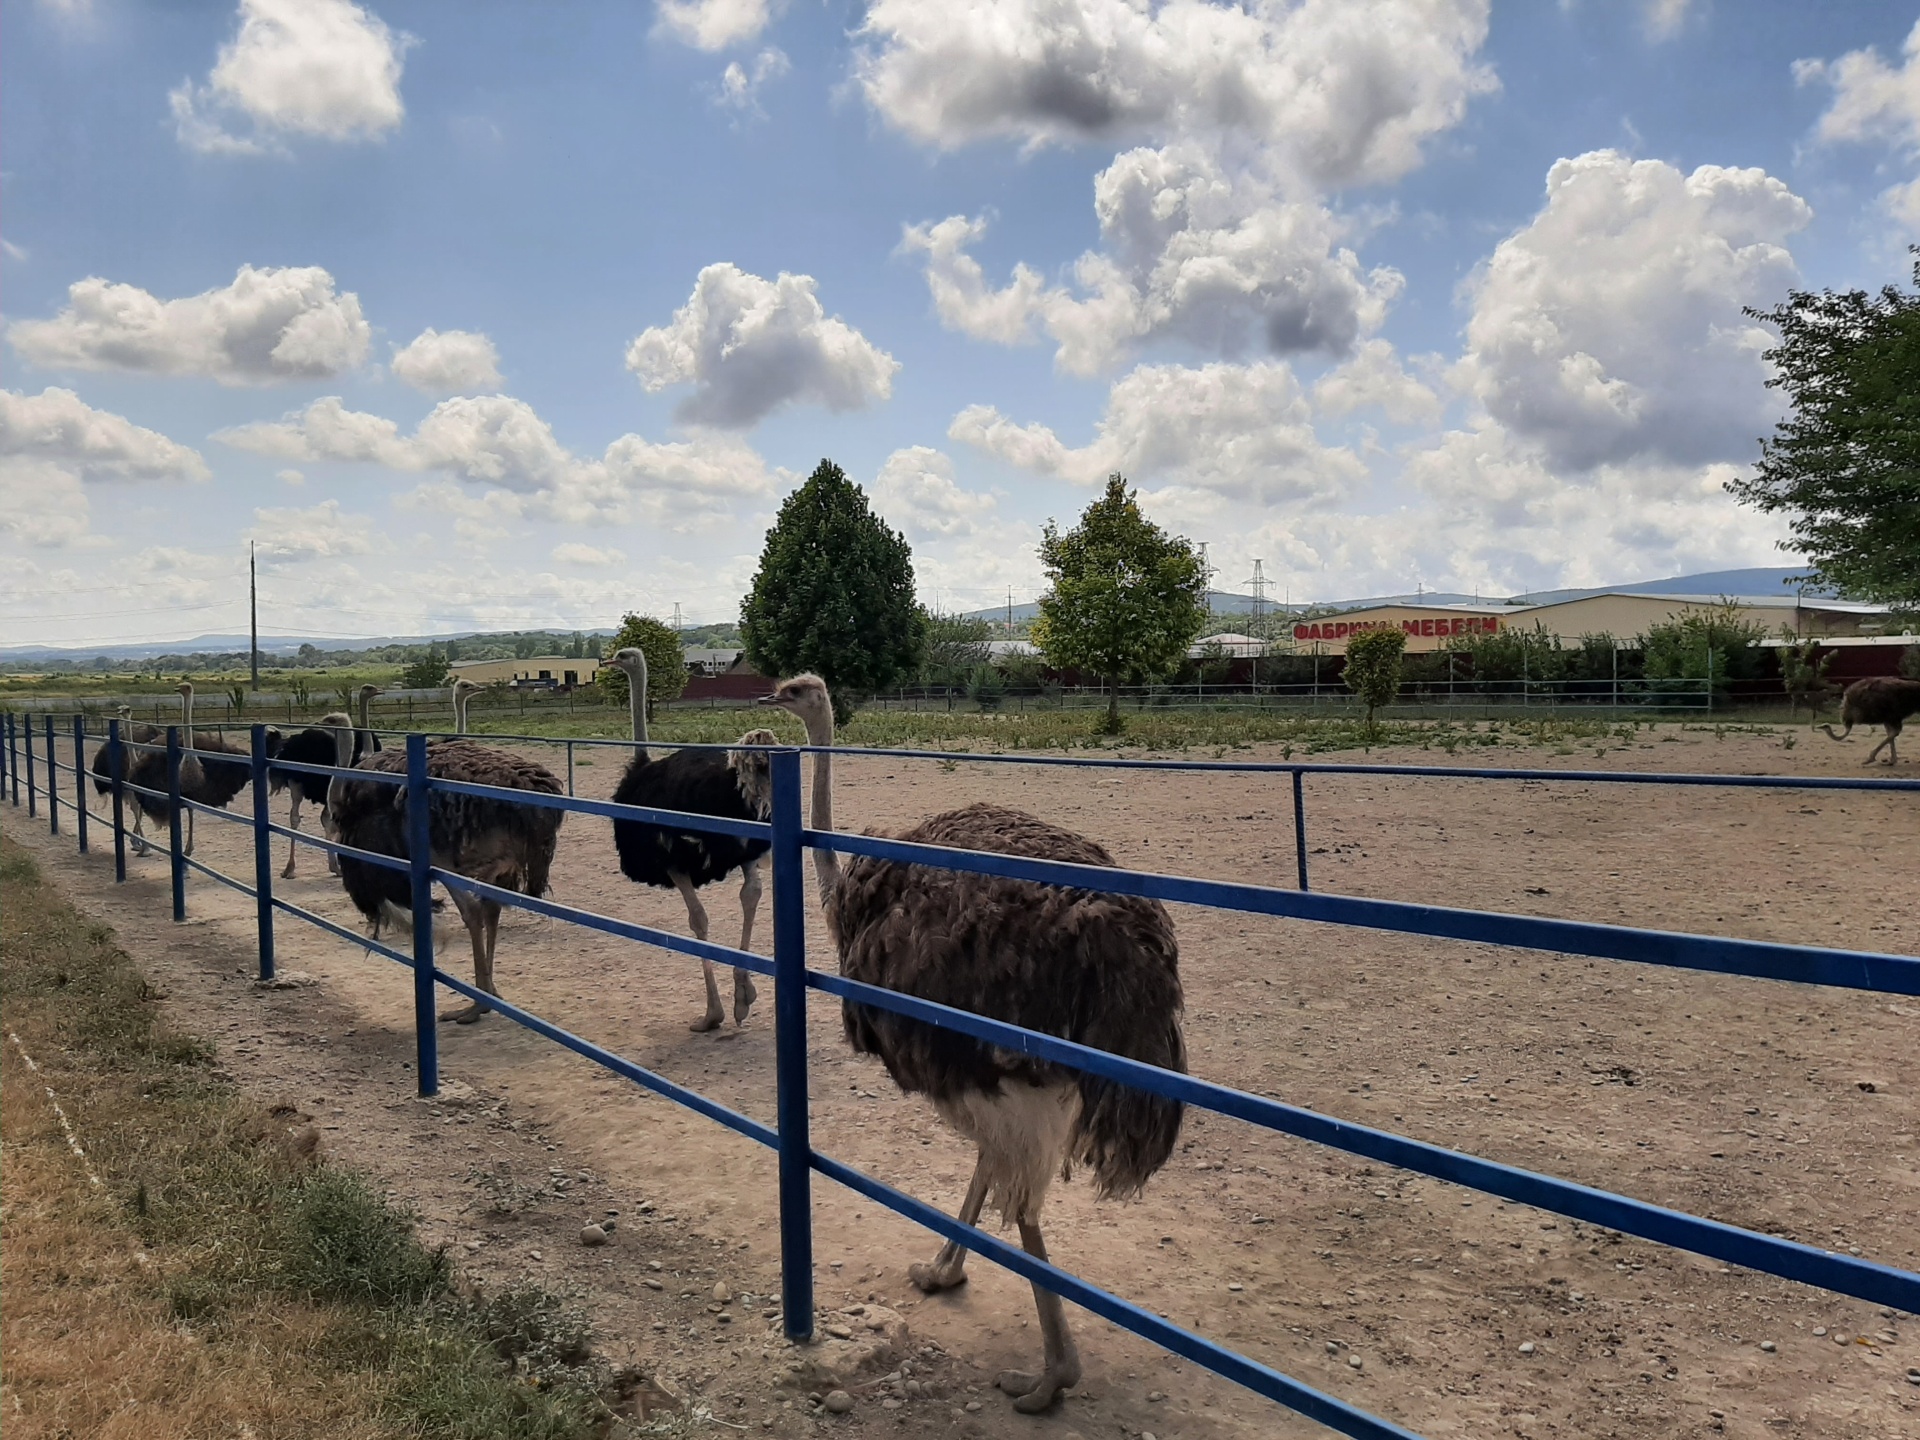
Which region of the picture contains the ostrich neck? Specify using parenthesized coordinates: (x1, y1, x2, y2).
(628, 660, 649, 759)
(326, 722, 353, 813)
(453, 691, 468, 735)
(179, 688, 194, 737)
(797, 704, 839, 901)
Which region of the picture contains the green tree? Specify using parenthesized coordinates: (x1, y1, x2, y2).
(1730, 256, 1920, 604)
(1638, 603, 1769, 706)
(1778, 632, 1835, 719)
(1032, 474, 1208, 734)
(740, 459, 925, 723)
(598, 614, 687, 717)
(1342, 627, 1407, 741)
(920, 610, 993, 688)
(401, 643, 450, 690)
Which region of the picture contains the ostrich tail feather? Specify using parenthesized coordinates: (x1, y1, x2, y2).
(1072, 996, 1187, 1201)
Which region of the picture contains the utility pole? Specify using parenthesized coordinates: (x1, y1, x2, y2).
(672, 602, 683, 633)
(1006, 587, 1013, 633)
(1245, 559, 1266, 692)
(249, 541, 260, 691)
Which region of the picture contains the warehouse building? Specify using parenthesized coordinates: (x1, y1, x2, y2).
(448, 655, 603, 689)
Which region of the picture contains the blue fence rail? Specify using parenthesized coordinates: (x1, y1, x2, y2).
(4, 709, 1918, 1440)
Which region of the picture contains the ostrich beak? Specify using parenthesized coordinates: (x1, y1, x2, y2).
(757, 692, 784, 707)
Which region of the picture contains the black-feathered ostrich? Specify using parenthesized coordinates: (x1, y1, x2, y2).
(91, 704, 158, 798)
(327, 724, 564, 1023)
(268, 712, 354, 878)
(119, 682, 259, 856)
(760, 673, 1186, 1413)
(606, 647, 777, 1031)
(1821, 676, 1920, 765)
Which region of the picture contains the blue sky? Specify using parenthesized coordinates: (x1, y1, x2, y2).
(4, 0, 1919, 646)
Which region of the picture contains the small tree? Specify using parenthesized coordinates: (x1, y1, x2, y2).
(1778, 632, 1835, 720)
(1343, 627, 1406, 741)
(401, 643, 450, 690)
(741, 459, 925, 723)
(1032, 474, 1208, 734)
(598, 613, 687, 718)
(920, 610, 993, 688)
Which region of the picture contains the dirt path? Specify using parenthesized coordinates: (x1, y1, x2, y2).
(6, 726, 1918, 1440)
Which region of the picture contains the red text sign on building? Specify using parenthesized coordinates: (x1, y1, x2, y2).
(1292, 616, 1505, 642)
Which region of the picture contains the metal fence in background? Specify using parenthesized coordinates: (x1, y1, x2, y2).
(4, 709, 1918, 1440)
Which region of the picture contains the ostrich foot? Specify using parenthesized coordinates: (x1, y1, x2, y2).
(733, 974, 758, 1025)
(440, 1000, 491, 1024)
(995, 1365, 1078, 1413)
(688, 1006, 724, 1033)
(909, 1259, 968, 1293)
(280, 860, 297, 880)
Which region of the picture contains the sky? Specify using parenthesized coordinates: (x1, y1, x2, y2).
(4, 0, 1920, 648)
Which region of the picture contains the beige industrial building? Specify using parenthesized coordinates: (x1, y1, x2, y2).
(1284, 593, 1890, 655)
(448, 655, 603, 688)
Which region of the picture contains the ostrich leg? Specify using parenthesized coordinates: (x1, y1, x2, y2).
(674, 873, 726, 1032)
(733, 857, 763, 1024)
(909, 1155, 990, 1292)
(1866, 726, 1898, 765)
(282, 794, 303, 878)
(996, 1214, 1083, 1413)
(441, 891, 496, 1024)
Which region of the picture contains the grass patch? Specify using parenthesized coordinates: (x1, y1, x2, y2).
(0, 838, 622, 1438)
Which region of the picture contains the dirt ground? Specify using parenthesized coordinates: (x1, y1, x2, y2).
(6, 724, 1918, 1440)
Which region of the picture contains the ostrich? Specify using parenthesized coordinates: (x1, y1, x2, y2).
(121, 682, 257, 856)
(605, 647, 776, 1031)
(91, 704, 158, 797)
(1820, 676, 1920, 765)
(760, 673, 1186, 1413)
(353, 683, 384, 758)
(327, 724, 564, 1023)
(451, 678, 481, 734)
(267, 713, 355, 878)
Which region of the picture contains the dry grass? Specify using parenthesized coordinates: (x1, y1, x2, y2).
(0, 837, 614, 1440)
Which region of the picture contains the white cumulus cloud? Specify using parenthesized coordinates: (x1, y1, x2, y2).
(1455, 150, 1809, 472)
(625, 263, 899, 428)
(655, 0, 779, 52)
(390, 328, 504, 395)
(1796, 20, 1920, 234)
(248, 498, 378, 565)
(217, 392, 784, 529)
(952, 358, 1367, 507)
(856, 0, 1494, 188)
(1312, 339, 1442, 426)
(871, 446, 1000, 541)
(0, 387, 211, 481)
(907, 148, 1400, 373)
(170, 0, 412, 156)
(9, 265, 371, 385)
(551, 541, 627, 567)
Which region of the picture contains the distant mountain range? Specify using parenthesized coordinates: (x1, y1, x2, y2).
(0, 628, 619, 664)
(961, 566, 1828, 624)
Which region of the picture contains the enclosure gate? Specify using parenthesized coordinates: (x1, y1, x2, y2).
(5, 709, 1919, 1440)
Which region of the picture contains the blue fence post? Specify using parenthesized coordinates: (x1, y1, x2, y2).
(1292, 769, 1309, 892)
(72, 715, 88, 854)
(1, 714, 10, 805)
(109, 719, 126, 883)
(44, 716, 58, 836)
(251, 724, 275, 982)
(24, 713, 36, 818)
(406, 733, 439, 1098)
(770, 746, 815, 1341)
(566, 739, 575, 797)
(167, 726, 186, 922)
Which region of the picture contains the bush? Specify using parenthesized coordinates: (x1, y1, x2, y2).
(597, 613, 687, 716)
(280, 1169, 449, 1308)
(967, 664, 1005, 711)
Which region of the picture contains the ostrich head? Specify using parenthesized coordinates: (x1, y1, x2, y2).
(175, 681, 194, 698)
(357, 683, 382, 702)
(609, 647, 646, 676)
(451, 679, 481, 701)
(758, 673, 832, 736)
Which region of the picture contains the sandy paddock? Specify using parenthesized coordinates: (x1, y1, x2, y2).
(8, 724, 1918, 1440)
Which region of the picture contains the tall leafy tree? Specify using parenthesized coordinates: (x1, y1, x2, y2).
(1730, 257, 1920, 604)
(741, 459, 925, 722)
(919, 610, 994, 687)
(599, 613, 687, 716)
(1033, 474, 1208, 733)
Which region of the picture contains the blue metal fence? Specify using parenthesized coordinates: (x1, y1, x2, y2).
(4, 710, 1918, 1439)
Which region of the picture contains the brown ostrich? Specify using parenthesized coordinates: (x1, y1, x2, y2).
(1819, 676, 1920, 765)
(326, 725, 564, 1023)
(120, 681, 259, 856)
(760, 673, 1186, 1413)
